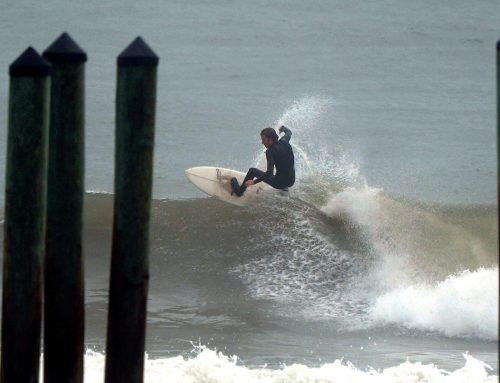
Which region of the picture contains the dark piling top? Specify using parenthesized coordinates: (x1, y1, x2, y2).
(10, 47, 50, 77)
(43, 32, 87, 63)
(118, 36, 159, 66)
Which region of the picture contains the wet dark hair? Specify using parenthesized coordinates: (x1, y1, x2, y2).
(260, 127, 278, 143)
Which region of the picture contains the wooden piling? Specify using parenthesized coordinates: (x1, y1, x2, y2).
(42, 32, 87, 383)
(105, 37, 159, 383)
(497, 41, 499, 241)
(1, 47, 50, 383)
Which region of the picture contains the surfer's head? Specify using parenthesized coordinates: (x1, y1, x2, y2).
(260, 128, 278, 148)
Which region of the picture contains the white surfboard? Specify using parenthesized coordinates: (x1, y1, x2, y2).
(185, 166, 286, 206)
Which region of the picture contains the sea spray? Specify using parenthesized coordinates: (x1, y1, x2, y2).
(319, 186, 419, 290)
(254, 96, 363, 205)
(272, 96, 331, 135)
(320, 188, 496, 284)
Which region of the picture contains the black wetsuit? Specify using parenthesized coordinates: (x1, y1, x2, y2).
(241, 127, 295, 191)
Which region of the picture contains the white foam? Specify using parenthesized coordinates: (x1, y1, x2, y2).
(369, 268, 499, 340)
(74, 347, 497, 383)
(86, 189, 113, 195)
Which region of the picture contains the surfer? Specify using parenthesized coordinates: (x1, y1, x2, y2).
(231, 126, 295, 196)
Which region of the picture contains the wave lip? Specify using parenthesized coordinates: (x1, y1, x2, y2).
(369, 268, 499, 340)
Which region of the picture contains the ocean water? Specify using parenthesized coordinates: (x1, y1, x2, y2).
(0, 1, 499, 382)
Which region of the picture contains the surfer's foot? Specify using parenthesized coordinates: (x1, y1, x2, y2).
(230, 177, 244, 197)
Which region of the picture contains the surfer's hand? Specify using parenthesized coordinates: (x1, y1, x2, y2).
(245, 180, 255, 187)
(279, 126, 285, 133)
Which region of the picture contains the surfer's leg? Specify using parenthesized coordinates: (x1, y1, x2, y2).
(232, 168, 264, 196)
(243, 168, 265, 184)
(263, 176, 286, 190)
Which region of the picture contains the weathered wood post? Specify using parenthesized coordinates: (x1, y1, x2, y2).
(105, 37, 158, 383)
(1, 48, 50, 383)
(42, 32, 87, 383)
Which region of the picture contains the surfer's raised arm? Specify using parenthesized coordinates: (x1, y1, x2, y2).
(278, 125, 292, 142)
